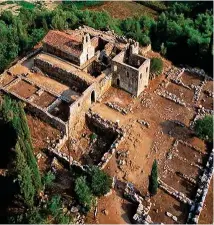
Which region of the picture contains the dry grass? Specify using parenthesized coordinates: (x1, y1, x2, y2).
(84, 1, 158, 19)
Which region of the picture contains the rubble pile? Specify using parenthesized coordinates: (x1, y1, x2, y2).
(187, 149, 214, 224)
(124, 183, 153, 224)
(156, 89, 186, 106)
(165, 211, 178, 222)
(185, 68, 213, 81)
(159, 179, 193, 205)
(137, 119, 150, 128)
(116, 150, 129, 167)
(106, 102, 128, 115)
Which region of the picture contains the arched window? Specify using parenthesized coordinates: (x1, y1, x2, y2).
(91, 90, 95, 103)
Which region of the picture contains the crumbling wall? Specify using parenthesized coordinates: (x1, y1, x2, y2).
(1, 88, 67, 134)
(68, 73, 112, 137)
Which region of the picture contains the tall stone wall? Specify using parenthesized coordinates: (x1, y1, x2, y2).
(68, 73, 112, 137)
(43, 43, 80, 66)
(137, 59, 150, 96)
(112, 60, 139, 96)
(34, 57, 89, 93)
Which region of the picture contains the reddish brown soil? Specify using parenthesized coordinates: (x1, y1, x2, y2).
(32, 91, 57, 108)
(198, 178, 214, 224)
(167, 156, 201, 178)
(86, 188, 136, 224)
(199, 92, 213, 110)
(177, 142, 206, 166)
(166, 82, 194, 105)
(181, 72, 204, 86)
(203, 80, 213, 92)
(0, 74, 15, 87)
(9, 80, 38, 99)
(162, 172, 197, 200)
(26, 113, 60, 154)
(149, 189, 190, 224)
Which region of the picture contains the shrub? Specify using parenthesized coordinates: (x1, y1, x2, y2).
(42, 171, 55, 189)
(150, 58, 163, 74)
(87, 166, 112, 197)
(74, 176, 93, 211)
(90, 133, 97, 142)
(194, 115, 213, 142)
(148, 159, 158, 196)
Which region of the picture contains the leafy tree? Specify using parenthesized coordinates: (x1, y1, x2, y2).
(42, 171, 55, 189)
(87, 166, 112, 197)
(150, 58, 163, 74)
(74, 176, 93, 211)
(13, 142, 35, 207)
(194, 115, 213, 142)
(149, 159, 158, 196)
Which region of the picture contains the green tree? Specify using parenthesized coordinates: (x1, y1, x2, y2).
(74, 176, 93, 211)
(194, 115, 213, 142)
(149, 159, 158, 196)
(150, 58, 163, 74)
(42, 170, 55, 189)
(13, 142, 35, 207)
(87, 166, 112, 197)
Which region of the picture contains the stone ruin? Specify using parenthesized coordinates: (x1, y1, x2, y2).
(124, 183, 153, 224)
(187, 149, 214, 224)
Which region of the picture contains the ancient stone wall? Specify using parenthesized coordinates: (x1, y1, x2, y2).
(1, 88, 67, 134)
(137, 58, 150, 96)
(112, 59, 139, 96)
(34, 57, 89, 92)
(188, 149, 214, 224)
(68, 73, 112, 137)
(112, 50, 150, 97)
(43, 43, 80, 66)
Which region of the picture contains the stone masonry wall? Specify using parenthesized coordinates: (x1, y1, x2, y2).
(34, 57, 90, 92)
(68, 73, 112, 137)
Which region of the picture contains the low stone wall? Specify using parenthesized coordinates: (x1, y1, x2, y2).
(124, 183, 153, 224)
(1, 87, 67, 134)
(187, 149, 214, 224)
(185, 68, 213, 81)
(106, 102, 128, 115)
(159, 179, 193, 205)
(86, 111, 125, 170)
(156, 89, 186, 106)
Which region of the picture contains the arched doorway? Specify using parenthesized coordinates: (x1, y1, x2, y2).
(117, 78, 120, 87)
(91, 90, 95, 103)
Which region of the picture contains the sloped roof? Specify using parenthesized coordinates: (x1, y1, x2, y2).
(43, 30, 83, 57)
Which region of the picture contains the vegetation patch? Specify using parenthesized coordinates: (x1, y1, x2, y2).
(194, 115, 213, 142)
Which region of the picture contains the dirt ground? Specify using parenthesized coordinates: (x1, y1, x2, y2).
(84, 1, 158, 19)
(198, 178, 214, 224)
(86, 68, 213, 223)
(32, 91, 57, 108)
(26, 113, 61, 172)
(9, 80, 38, 99)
